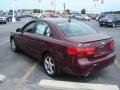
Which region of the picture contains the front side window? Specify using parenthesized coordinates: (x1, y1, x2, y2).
(23, 22, 35, 33)
(57, 21, 97, 37)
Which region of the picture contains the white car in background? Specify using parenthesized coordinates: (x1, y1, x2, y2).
(0, 16, 7, 24)
(32, 13, 43, 19)
(84, 15, 91, 21)
(75, 14, 91, 21)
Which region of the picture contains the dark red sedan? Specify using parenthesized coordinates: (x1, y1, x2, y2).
(10, 18, 115, 77)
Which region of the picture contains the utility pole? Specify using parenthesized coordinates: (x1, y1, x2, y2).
(12, 0, 16, 22)
(93, 0, 104, 13)
(51, 0, 56, 13)
(38, 0, 42, 13)
(101, 0, 104, 4)
(54, 0, 56, 12)
(63, 2, 66, 12)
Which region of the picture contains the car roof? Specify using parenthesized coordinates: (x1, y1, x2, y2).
(43, 18, 68, 22)
(32, 18, 74, 23)
(107, 14, 120, 16)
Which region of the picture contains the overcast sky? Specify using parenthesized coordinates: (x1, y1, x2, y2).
(0, 0, 120, 12)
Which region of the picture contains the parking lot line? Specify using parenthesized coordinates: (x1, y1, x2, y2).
(16, 62, 38, 89)
(115, 60, 120, 70)
(39, 79, 119, 90)
(0, 40, 9, 46)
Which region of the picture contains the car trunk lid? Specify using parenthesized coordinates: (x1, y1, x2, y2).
(65, 33, 114, 59)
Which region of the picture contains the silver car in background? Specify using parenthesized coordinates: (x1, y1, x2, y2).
(0, 16, 7, 24)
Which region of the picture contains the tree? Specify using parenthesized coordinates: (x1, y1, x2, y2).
(9, 10, 13, 12)
(33, 9, 38, 13)
(33, 9, 42, 13)
(81, 9, 86, 14)
(65, 9, 70, 14)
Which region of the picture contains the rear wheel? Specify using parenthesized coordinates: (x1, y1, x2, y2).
(8, 18, 12, 22)
(100, 24, 103, 27)
(43, 54, 58, 77)
(10, 39, 19, 52)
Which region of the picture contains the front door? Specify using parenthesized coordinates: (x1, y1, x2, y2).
(20, 21, 36, 53)
(24, 21, 52, 59)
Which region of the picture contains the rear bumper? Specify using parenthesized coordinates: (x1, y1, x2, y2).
(62, 52, 116, 76)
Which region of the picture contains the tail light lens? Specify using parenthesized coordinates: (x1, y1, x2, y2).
(67, 48, 84, 56)
(84, 48, 95, 55)
(108, 40, 114, 50)
(67, 47, 95, 57)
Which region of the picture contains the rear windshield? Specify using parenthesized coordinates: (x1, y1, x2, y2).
(105, 15, 116, 19)
(57, 21, 97, 37)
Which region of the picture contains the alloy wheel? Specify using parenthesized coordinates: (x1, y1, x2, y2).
(44, 56, 55, 75)
(11, 39, 16, 52)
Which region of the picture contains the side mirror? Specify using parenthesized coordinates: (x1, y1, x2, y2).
(16, 28, 21, 32)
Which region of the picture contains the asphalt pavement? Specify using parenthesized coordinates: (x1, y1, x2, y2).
(0, 19, 120, 90)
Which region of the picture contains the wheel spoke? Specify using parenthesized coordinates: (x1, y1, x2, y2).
(45, 59, 49, 64)
(50, 63, 54, 67)
(49, 66, 54, 74)
(49, 58, 54, 67)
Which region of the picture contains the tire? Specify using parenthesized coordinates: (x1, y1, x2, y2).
(4, 22, 6, 24)
(8, 18, 12, 22)
(10, 39, 19, 52)
(43, 54, 58, 77)
(100, 24, 103, 27)
(111, 23, 115, 28)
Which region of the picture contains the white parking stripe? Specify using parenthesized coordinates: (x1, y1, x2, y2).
(0, 74, 6, 82)
(0, 40, 9, 46)
(39, 79, 119, 90)
(115, 60, 120, 70)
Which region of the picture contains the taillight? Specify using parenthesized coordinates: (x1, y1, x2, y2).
(108, 40, 114, 49)
(67, 48, 84, 56)
(67, 47, 95, 57)
(84, 48, 95, 55)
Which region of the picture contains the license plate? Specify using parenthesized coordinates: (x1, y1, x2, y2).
(94, 46, 109, 57)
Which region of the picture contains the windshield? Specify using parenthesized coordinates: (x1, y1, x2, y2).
(57, 21, 97, 37)
(105, 15, 116, 19)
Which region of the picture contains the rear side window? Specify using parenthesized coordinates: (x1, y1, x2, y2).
(35, 22, 47, 35)
(57, 21, 97, 37)
(34, 21, 52, 37)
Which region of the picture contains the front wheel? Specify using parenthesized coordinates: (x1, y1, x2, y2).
(10, 39, 19, 52)
(111, 23, 115, 28)
(4, 22, 6, 24)
(100, 24, 103, 27)
(43, 54, 58, 77)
